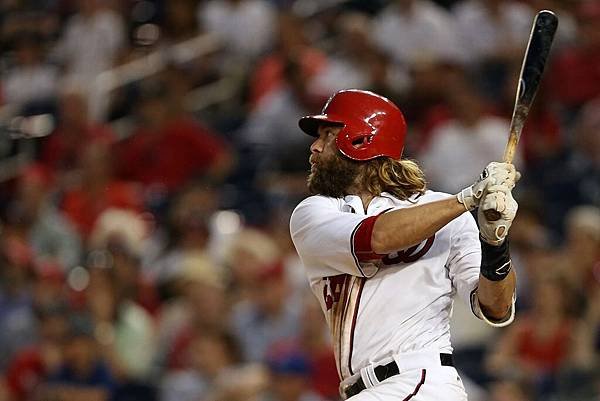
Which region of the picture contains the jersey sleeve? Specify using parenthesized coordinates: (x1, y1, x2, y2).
(290, 196, 380, 281)
(447, 212, 515, 328)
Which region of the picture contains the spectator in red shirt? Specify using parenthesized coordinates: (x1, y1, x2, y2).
(41, 88, 115, 175)
(486, 276, 576, 390)
(61, 140, 144, 240)
(117, 79, 232, 194)
(550, 1, 600, 109)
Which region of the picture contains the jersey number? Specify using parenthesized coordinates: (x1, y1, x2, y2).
(381, 234, 435, 265)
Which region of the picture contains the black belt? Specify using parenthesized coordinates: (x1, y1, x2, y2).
(343, 353, 454, 398)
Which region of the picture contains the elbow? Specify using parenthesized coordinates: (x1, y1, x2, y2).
(481, 303, 511, 322)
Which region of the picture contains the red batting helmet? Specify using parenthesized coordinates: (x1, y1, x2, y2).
(298, 89, 406, 161)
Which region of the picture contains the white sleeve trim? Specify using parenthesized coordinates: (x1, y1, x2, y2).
(470, 287, 516, 328)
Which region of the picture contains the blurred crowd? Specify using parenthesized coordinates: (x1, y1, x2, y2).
(0, 0, 598, 400)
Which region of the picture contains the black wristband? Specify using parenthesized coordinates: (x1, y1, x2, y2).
(480, 237, 511, 281)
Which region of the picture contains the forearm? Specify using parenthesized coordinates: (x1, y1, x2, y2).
(478, 270, 516, 320)
(371, 196, 466, 254)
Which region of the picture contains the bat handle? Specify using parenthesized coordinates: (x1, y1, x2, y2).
(483, 208, 502, 221)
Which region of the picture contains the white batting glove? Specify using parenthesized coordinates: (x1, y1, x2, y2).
(457, 162, 519, 211)
(478, 184, 518, 245)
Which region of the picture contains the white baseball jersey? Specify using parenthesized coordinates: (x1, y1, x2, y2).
(290, 191, 514, 382)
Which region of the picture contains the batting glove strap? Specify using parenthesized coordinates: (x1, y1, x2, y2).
(456, 187, 477, 211)
(480, 237, 512, 281)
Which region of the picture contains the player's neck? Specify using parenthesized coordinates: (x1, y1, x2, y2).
(347, 189, 374, 213)
(359, 193, 375, 212)
(345, 178, 374, 212)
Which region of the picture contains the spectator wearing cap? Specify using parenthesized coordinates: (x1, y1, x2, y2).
(4, 163, 81, 269)
(259, 347, 325, 401)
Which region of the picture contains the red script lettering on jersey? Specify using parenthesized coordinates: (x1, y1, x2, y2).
(382, 234, 435, 266)
(323, 275, 348, 310)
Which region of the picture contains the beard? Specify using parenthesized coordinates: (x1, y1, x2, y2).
(307, 151, 362, 198)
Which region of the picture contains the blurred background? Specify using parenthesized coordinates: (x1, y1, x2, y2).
(0, 0, 598, 400)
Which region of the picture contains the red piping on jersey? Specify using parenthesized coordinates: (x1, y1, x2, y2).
(402, 369, 427, 401)
(336, 275, 351, 379)
(347, 278, 365, 375)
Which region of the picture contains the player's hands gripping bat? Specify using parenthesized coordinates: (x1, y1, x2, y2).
(483, 10, 559, 221)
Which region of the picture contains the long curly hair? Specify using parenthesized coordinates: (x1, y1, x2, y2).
(362, 157, 427, 201)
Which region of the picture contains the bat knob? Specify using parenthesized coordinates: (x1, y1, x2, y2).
(483, 209, 502, 222)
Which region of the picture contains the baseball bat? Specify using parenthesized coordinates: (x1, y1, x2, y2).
(483, 10, 558, 221)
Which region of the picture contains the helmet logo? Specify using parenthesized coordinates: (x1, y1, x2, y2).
(366, 111, 386, 128)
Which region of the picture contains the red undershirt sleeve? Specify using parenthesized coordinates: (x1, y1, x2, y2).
(353, 215, 385, 262)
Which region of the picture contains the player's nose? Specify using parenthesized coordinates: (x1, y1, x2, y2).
(310, 136, 324, 154)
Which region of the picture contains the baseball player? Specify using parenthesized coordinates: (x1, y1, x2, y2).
(289, 89, 519, 400)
